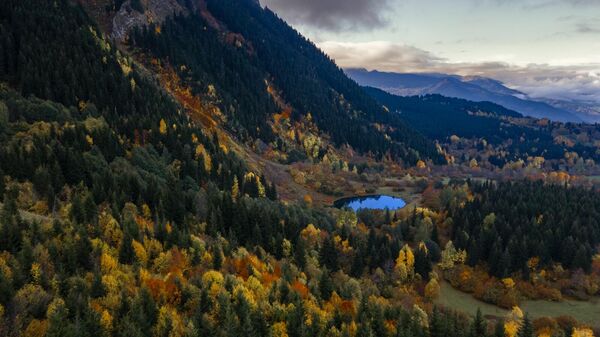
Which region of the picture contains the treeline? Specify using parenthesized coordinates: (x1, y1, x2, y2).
(449, 181, 600, 278)
(129, 0, 441, 164)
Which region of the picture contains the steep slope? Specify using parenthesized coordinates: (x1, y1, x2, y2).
(364, 86, 525, 142)
(363, 87, 595, 164)
(346, 69, 582, 123)
(0, 0, 328, 249)
(126, 0, 441, 164)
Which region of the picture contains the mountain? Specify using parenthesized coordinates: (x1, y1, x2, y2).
(538, 98, 600, 124)
(363, 87, 571, 160)
(122, 0, 441, 164)
(346, 68, 583, 123)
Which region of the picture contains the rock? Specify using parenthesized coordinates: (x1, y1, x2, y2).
(111, 0, 187, 41)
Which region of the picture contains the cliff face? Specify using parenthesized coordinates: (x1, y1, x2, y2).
(111, 0, 187, 41)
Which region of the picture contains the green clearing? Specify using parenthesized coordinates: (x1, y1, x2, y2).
(435, 282, 600, 327)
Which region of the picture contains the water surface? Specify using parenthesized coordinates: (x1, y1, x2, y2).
(334, 195, 406, 211)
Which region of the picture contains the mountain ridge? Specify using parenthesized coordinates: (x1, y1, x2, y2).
(346, 68, 585, 123)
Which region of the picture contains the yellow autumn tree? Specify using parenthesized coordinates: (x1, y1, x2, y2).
(30, 263, 42, 285)
(100, 310, 113, 333)
(303, 194, 313, 205)
(100, 212, 122, 247)
(155, 306, 185, 337)
(424, 278, 440, 300)
(23, 319, 48, 337)
(439, 241, 467, 270)
(396, 245, 415, 273)
(196, 144, 212, 172)
(504, 306, 524, 337)
(159, 119, 168, 135)
(572, 328, 595, 337)
(132, 240, 148, 266)
(272, 322, 289, 337)
(100, 252, 118, 274)
(232, 176, 240, 200)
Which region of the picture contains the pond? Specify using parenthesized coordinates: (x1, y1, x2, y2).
(334, 195, 407, 211)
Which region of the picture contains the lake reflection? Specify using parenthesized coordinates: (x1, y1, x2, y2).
(334, 195, 406, 211)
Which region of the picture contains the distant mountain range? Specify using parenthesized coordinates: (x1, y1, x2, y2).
(346, 68, 600, 123)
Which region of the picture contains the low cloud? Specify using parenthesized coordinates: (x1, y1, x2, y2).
(575, 17, 600, 33)
(490, 0, 600, 8)
(260, 0, 392, 31)
(318, 41, 442, 70)
(319, 41, 600, 102)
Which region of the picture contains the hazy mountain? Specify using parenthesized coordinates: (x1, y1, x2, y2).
(346, 68, 584, 123)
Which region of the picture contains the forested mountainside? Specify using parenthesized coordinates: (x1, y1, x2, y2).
(364, 87, 523, 142)
(127, 0, 441, 164)
(0, 1, 599, 337)
(365, 87, 600, 171)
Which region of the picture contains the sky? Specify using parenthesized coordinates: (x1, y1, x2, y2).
(261, 0, 600, 102)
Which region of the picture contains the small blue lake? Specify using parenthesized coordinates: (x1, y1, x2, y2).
(334, 195, 407, 211)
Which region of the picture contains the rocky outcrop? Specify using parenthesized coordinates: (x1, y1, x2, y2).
(111, 0, 187, 41)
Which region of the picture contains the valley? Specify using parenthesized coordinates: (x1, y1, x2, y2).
(0, 1, 599, 337)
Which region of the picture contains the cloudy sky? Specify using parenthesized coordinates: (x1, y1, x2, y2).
(261, 0, 600, 102)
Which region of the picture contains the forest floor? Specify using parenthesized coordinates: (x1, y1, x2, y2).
(435, 281, 600, 327)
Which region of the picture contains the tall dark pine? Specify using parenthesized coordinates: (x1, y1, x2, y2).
(517, 315, 534, 337)
(319, 235, 339, 271)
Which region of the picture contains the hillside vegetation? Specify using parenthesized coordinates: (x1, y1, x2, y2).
(0, 1, 598, 337)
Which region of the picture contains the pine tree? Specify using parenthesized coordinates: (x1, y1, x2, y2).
(0, 168, 4, 197)
(83, 193, 98, 225)
(414, 244, 431, 278)
(429, 307, 445, 337)
(294, 238, 307, 270)
(351, 250, 365, 277)
(46, 299, 76, 337)
(119, 230, 135, 264)
(431, 224, 440, 245)
(70, 192, 85, 224)
(0, 186, 22, 253)
(494, 320, 505, 337)
(90, 271, 105, 298)
(319, 235, 339, 271)
(213, 244, 223, 270)
(517, 315, 534, 337)
(470, 309, 486, 337)
(287, 298, 306, 337)
(318, 269, 334, 300)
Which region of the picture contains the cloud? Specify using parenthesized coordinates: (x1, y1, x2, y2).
(574, 17, 600, 33)
(318, 41, 600, 102)
(318, 41, 442, 71)
(576, 22, 600, 33)
(553, 15, 600, 34)
(489, 0, 600, 8)
(260, 0, 392, 31)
